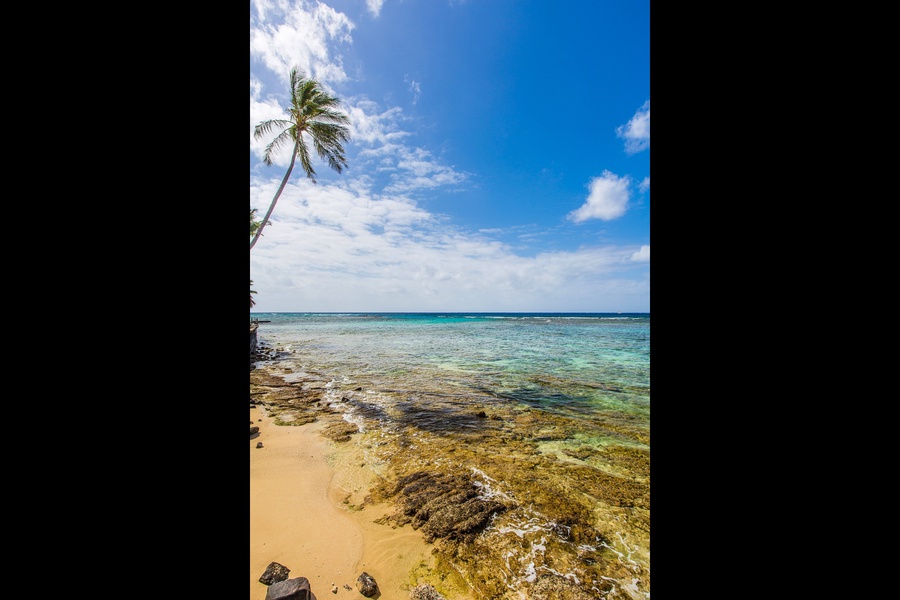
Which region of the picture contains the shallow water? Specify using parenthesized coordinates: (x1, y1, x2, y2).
(251, 312, 649, 599)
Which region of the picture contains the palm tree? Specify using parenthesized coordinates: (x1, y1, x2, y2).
(249, 68, 351, 251)
(250, 208, 262, 240)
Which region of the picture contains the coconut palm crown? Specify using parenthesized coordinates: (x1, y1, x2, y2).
(249, 68, 351, 250)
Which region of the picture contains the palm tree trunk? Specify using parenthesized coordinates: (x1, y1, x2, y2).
(249, 141, 300, 251)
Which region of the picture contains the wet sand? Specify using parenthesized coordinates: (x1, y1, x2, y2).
(250, 403, 465, 600)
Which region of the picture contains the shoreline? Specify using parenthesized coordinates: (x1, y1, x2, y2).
(249, 323, 650, 600)
(250, 399, 461, 600)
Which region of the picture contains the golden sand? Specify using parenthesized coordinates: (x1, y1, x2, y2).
(250, 405, 465, 600)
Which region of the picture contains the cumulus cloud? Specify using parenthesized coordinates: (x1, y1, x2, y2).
(616, 100, 650, 155)
(631, 245, 649, 261)
(567, 171, 632, 222)
(250, 0, 355, 85)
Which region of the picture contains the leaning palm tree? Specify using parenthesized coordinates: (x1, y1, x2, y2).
(249, 68, 351, 250)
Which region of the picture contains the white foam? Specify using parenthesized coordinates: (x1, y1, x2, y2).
(471, 467, 515, 501)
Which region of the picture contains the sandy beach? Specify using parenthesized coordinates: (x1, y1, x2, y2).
(250, 402, 466, 600)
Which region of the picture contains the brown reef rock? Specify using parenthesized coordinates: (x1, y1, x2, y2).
(375, 470, 508, 544)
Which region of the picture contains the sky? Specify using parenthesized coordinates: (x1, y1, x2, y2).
(250, 0, 649, 313)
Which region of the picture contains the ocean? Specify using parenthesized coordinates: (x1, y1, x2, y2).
(250, 312, 649, 599)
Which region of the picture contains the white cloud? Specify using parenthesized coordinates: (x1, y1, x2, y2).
(345, 100, 408, 145)
(616, 100, 650, 155)
(384, 146, 470, 193)
(405, 75, 421, 104)
(252, 87, 469, 195)
(366, 0, 385, 18)
(347, 100, 471, 192)
(250, 178, 649, 312)
(567, 171, 632, 222)
(250, 0, 355, 85)
(638, 177, 650, 193)
(631, 245, 649, 261)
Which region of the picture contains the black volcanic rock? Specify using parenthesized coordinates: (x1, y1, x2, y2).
(264, 577, 317, 600)
(356, 572, 378, 597)
(259, 562, 290, 585)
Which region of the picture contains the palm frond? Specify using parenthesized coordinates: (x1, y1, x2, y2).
(251, 66, 351, 251)
(263, 129, 297, 165)
(254, 118, 292, 140)
(295, 135, 316, 181)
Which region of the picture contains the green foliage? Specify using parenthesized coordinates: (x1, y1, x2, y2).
(250, 208, 262, 239)
(249, 68, 351, 251)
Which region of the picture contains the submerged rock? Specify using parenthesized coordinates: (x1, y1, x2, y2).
(530, 573, 596, 600)
(409, 583, 446, 599)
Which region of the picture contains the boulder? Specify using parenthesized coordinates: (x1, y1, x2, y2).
(265, 577, 317, 600)
(356, 572, 378, 597)
(259, 562, 291, 585)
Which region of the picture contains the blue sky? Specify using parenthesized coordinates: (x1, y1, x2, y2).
(250, 0, 649, 312)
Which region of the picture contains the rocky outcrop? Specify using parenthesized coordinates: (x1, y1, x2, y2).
(376, 471, 508, 544)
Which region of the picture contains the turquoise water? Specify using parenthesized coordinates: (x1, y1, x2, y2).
(251, 312, 648, 420)
(250, 312, 650, 598)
